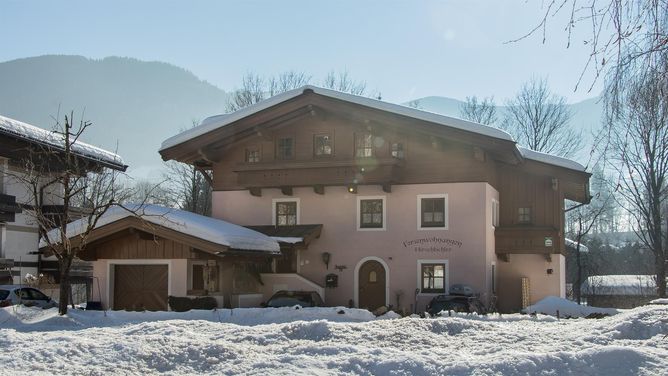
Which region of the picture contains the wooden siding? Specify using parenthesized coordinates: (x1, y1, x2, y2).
(81, 231, 215, 261)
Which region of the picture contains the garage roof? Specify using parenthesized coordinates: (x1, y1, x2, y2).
(41, 204, 280, 254)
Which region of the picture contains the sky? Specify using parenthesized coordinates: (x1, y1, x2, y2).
(0, 0, 603, 104)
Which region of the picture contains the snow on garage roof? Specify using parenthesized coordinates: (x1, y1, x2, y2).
(159, 85, 514, 151)
(0, 114, 126, 170)
(41, 204, 280, 254)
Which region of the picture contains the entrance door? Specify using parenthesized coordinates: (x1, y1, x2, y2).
(358, 260, 386, 310)
(113, 265, 168, 311)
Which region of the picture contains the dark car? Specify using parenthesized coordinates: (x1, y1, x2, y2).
(264, 290, 324, 308)
(425, 284, 486, 316)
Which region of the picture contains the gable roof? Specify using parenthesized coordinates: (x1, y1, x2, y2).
(40, 204, 280, 254)
(0, 114, 126, 171)
(159, 85, 587, 174)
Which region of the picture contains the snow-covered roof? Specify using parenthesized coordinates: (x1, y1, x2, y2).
(159, 85, 514, 151)
(271, 236, 303, 244)
(518, 147, 587, 172)
(0, 114, 126, 170)
(565, 238, 589, 253)
(581, 275, 657, 296)
(40, 204, 280, 254)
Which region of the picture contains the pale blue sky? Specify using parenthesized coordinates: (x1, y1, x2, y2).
(1, 0, 602, 103)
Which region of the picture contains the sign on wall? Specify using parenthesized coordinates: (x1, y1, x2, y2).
(402, 237, 463, 253)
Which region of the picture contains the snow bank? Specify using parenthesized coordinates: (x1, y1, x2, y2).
(0, 304, 666, 375)
(581, 275, 656, 296)
(650, 298, 668, 305)
(41, 204, 280, 253)
(524, 296, 619, 318)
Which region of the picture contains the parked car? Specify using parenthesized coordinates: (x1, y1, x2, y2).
(425, 284, 486, 316)
(264, 290, 324, 308)
(0, 285, 57, 309)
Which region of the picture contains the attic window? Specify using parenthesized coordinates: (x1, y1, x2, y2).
(518, 207, 531, 224)
(355, 133, 374, 158)
(245, 147, 261, 163)
(391, 142, 404, 159)
(314, 134, 332, 157)
(277, 137, 294, 160)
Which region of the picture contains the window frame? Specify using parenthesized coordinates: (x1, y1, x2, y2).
(276, 136, 295, 160)
(492, 199, 500, 227)
(357, 195, 386, 231)
(416, 260, 449, 295)
(313, 133, 333, 158)
(390, 141, 405, 159)
(245, 146, 261, 163)
(417, 194, 449, 230)
(518, 206, 532, 224)
(355, 133, 374, 158)
(272, 198, 300, 226)
(188, 260, 219, 293)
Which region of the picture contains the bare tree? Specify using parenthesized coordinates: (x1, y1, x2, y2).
(322, 70, 367, 96)
(163, 161, 212, 216)
(8, 113, 127, 315)
(611, 59, 668, 297)
(125, 179, 172, 207)
(502, 78, 582, 157)
(459, 96, 498, 125)
(268, 71, 312, 96)
(225, 73, 267, 112)
(514, 1, 667, 100)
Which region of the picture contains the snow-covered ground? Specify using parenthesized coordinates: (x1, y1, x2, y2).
(0, 304, 666, 375)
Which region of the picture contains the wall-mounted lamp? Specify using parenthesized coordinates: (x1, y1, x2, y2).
(347, 185, 358, 194)
(322, 252, 331, 269)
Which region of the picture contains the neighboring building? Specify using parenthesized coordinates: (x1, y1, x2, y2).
(0, 114, 126, 285)
(581, 275, 657, 308)
(156, 86, 591, 313)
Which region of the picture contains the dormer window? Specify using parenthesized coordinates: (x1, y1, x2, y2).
(314, 134, 332, 157)
(355, 133, 374, 158)
(277, 137, 294, 160)
(245, 147, 261, 163)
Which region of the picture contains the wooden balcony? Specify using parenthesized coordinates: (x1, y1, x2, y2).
(495, 226, 563, 261)
(234, 158, 403, 189)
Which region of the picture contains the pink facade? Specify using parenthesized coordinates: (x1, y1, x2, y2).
(214, 182, 498, 313)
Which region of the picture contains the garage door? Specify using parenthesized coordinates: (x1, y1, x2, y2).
(113, 265, 168, 311)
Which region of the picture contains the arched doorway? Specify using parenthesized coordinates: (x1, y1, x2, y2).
(358, 260, 387, 310)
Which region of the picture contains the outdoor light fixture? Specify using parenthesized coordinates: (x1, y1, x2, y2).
(322, 252, 331, 269)
(347, 185, 357, 194)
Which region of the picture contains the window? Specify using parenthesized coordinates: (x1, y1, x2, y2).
(274, 200, 298, 226)
(492, 199, 499, 227)
(518, 207, 531, 223)
(355, 133, 374, 158)
(277, 137, 294, 160)
(391, 142, 404, 159)
(418, 194, 448, 229)
(190, 262, 219, 293)
(369, 271, 377, 283)
(357, 196, 386, 231)
(420, 263, 446, 293)
(245, 147, 261, 163)
(314, 134, 332, 157)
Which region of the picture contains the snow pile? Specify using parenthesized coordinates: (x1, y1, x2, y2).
(0, 304, 666, 375)
(524, 296, 619, 318)
(650, 298, 668, 305)
(581, 275, 656, 296)
(40, 204, 280, 254)
(0, 114, 124, 168)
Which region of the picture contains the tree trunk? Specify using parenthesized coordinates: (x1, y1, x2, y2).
(656, 250, 666, 297)
(58, 257, 73, 315)
(575, 242, 582, 304)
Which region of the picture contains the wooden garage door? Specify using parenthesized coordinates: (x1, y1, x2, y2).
(113, 265, 168, 311)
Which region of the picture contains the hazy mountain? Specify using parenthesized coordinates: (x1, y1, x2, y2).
(0, 55, 228, 178)
(407, 94, 604, 165)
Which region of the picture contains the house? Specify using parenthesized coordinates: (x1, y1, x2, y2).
(41, 204, 280, 311)
(155, 86, 591, 313)
(0, 114, 126, 286)
(581, 275, 657, 308)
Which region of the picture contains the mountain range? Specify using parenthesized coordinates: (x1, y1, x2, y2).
(0, 55, 602, 178)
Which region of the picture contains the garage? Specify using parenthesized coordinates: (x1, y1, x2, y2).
(113, 265, 168, 311)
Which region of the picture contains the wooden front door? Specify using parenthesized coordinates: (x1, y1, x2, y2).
(113, 265, 168, 311)
(358, 260, 386, 310)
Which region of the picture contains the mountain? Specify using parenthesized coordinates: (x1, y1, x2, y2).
(0, 55, 228, 178)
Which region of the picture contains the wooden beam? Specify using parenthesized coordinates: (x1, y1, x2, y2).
(249, 187, 262, 197)
(382, 183, 392, 193)
(313, 185, 325, 195)
(281, 186, 293, 196)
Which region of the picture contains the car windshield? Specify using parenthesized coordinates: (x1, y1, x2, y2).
(267, 294, 313, 307)
(0, 289, 8, 300)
